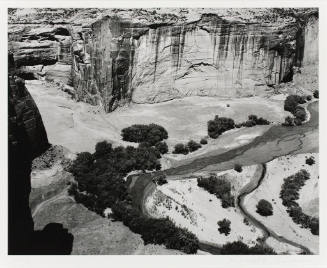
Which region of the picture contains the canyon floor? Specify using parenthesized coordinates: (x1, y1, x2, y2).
(27, 80, 319, 255)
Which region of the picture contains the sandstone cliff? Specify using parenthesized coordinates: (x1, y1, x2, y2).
(8, 8, 318, 112)
(8, 53, 73, 254)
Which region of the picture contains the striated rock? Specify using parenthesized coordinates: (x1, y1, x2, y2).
(293, 14, 318, 92)
(71, 11, 317, 111)
(10, 40, 59, 67)
(44, 63, 72, 85)
(131, 16, 295, 103)
(8, 8, 319, 112)
(8, 24, 72, 85)
(8, 53, 73, 254)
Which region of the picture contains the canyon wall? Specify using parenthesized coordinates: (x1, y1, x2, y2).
(8, 8, 319, 112)
(8, 53, 73, 254)
(73, 14, 300, 111)
(294, 14, 319, 92)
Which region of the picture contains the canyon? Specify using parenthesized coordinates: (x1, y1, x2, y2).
(7, 8, 319, 255)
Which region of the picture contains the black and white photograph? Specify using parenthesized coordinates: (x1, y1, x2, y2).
(3, 2, 324, 267)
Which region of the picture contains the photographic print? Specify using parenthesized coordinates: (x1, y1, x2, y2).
(8, 7, 319, 255)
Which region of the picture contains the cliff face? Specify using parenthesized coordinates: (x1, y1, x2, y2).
(8, 53, 73, 254)
(293, 15, 318, 92)
(8, 8, 319, 112)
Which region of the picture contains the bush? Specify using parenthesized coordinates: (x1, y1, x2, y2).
(284, 95, 306, 114)
(121, 124, 168, 145)
(155, 141, 168, 154)
(197, 176, 235, 208)
(94, 140, 112, 158)
(208, 116, 235, 139)
(240, 115, 270, 128)
(313, 90, 319, 99)
(305, 156, 315, 166)
(187, 140, 202, 152)
(200, 138, 208, 145)
(294, 106, 306, 121)
(282, 116, 295, 127)
(173, 143, 189, 155)
(294, 118, 303, 126)
(217, 219, 231, 236)
(244, 120, 256, 127)
(255, 117, 270, 125)
(220, 241, 276, 255)
(153, 174, 168, 185)
(280, 170, 319, 235)
(234, 164, 242, 173)
(256, 199, 273, 216)
(306, 95, 312, 101)
(112, 201, 199, 253)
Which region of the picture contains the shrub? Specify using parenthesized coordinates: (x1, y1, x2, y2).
(244, 120, 256, 127)
(208, 116, 235, 139)
(294, 118, 303, 126)
(234, 164, 242, 173)
(305, 156, 315, 166)
(280, 170, 319, 235)
(255, 117, 270, 125)
(200, 138, 208, 145)
(282, 116, 295, 127)
(153, 174, 168, 185)
(173, 143, 189, 155)
(313, 90, 319, 99)
(94, 140, 112, 158)
(284, 95, 306, 114)
(155, 141, 168, 154)
(112, 201, 199, 253)
(218, 219, 231, 236)
(294, 106, 306, 121)
(187, 140, 202, 152)
(240, 115, 270, 128)
(121, 124, 168, 145)
(197, 176, 235, 208)
(306, 95, 312, 101)
(220, 241, 276, 255)
(256, 199, 273, 216)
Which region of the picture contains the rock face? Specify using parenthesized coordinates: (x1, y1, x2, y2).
(293, 14, 319, 92)
(8, 8, 319, 112)
(8, 25, 73, 85)
(8, 53, 73, 254)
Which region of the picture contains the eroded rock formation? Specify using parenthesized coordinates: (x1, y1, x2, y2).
(8, 8, 319, 112)
(8, 53, 73, 254)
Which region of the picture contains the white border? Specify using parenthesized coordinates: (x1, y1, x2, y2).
(1, 1, 326, 268)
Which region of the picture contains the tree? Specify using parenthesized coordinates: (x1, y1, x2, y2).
(313, 90, 319, 99)
(282, 116, 295, 127)
(187, 140, 202, 152)
(218, 219, 231, 236)
(94, 140, 112, 159)
(121, 124, 168, 145)
(306, 95, 312, 101)
(284, 95, 306, 114)
(155, 141, 168, 154)
(173, 143, 189, 155)
(256, 199, 273, 216)
(305, 156, 315, 166)
(294, 106, 306, 121)
(208, 116, 235, 139)
(234, 164, 242, 173)
(200, 138, 208, 145)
